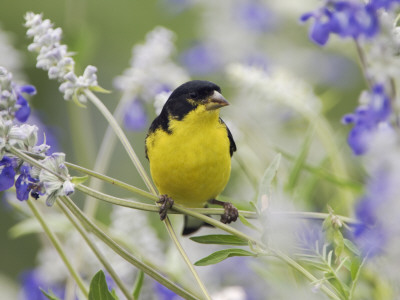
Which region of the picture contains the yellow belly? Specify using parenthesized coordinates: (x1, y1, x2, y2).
(146, 109, 231, 207)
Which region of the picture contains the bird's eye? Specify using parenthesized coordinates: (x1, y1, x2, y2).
(189, 92, 198, 99)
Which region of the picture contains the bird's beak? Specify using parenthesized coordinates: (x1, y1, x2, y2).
(205, 90, 230, 110)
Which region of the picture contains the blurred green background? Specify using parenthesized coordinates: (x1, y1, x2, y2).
(0, 0, 366, 296)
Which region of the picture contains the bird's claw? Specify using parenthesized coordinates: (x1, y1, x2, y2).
(220, 202, 239, 224)
(157, 195, 174, 220)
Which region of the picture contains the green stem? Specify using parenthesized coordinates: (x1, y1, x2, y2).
(66, 162, 158, 202)
(277, 148, 362, 192)
(9, 146, 361, 227)
(348, 257, 367, 299)
(354, 39, 373, 89)
(59, 196, 199, 300)
(76, 184, 159, 211)
(164, 216, 211, 300)
(10, 147, 63, 181)
(82, 92, 133, 217)
(57, 199, 133, 300)
(270, 248, 341, 300)
(132, 270, 144, 300)
(26, 199, 89, 297)
(84, 90, 157, 194)
(172, 204, 262, 247)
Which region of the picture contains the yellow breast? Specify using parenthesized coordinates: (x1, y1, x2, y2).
(146, 107, 231, 207)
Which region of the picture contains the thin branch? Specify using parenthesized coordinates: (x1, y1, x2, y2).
(26, 199, 89, 297)
(57, 199, 134, 300)
(59, 196, 200, 300)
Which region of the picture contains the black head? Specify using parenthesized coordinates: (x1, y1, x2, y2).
(163, 80, 228, 120)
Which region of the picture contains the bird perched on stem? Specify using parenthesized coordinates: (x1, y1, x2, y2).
(145, 80, 238, 235)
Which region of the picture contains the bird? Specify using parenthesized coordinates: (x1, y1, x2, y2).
(145, 80, 238, 235)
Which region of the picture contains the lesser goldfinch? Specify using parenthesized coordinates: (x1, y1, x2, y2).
(145, 80, 238, 234)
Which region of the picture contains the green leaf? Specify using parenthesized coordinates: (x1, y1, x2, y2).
(132, 270, 144, 300)
(350, 259, 361, 281)
(71, 175, 89, 185)
(9, 216, 70, 238)
(72, 90, 87, 108)
(277, 148, 362, 192)
(286, 127, 313, 191)
(40, 289, 62, 300)
(91, 85, 112, 94)
(333, 229, 344, 259)
(194, 248, 256, 266)
(190, 234, 248, 246)
(257, 153, 281, 209)
(89, 270, 116, 300)
(238, 214, 259, 231)
(344, 239, 361, 256)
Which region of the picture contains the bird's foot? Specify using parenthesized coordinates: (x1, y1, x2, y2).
(157, 195, 174, 221)
(208, 199, 239, 224)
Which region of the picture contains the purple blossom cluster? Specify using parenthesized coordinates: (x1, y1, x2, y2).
(342, 84, 391, 155)
(0, 67, 74, 205)
(0, 67, 35, 123)
(301, 1, 380, 46)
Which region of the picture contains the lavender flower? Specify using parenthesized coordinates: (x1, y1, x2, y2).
(235, 2, 272, 33)
(180, 42, 221, 75)
(123, 98, 148, 131)
(114, 26, 189, 100)
(0, 156, 17, 191)
(0, 67, 35, 122)
(113, 26, 189, 129)
(370, 0, 400, 10)
(24, 12, 102, 105)
(342, 84, 391, 155)
(301, 1, 379, 46)
(20, 270, 65, 300)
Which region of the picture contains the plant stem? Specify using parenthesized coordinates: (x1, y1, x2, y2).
(82, 92, 133, 217)
(348, 257, 367, 299)
(76, 184, 159, 211)
(26, 199, 89, 297)
(84, 90, 157, 194)
(68, 162, 360, 225)
(57, 199, 133, 300)
(354, 39, 373, 89)
(164, 216, 211, 300)
(270, 248, 341, 300)
(66, 162, 159, 202)
(59, 195, 200, 300)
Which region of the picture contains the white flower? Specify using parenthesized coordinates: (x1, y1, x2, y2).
(113, 26, 189, 103)
(24, 12, 100, 104)
(39, 152, 74, 206)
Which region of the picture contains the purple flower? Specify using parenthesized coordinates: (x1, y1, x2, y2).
(14, 84, 36, 123)
(0, 156, 16, 191)
(154, 282, 183, 300)
(15, 165, 39, 201)
(123, 99, 148, 131)
(342, 84, 391, 155)
(180, 43, 221, 75)
(352, 171, 390, 257)
(235, 2, 272, 33)
(0, 67, 36, 122)
(301, 2, 379, 46)
(20, 270, 65, 300)
(370, 0, 400, 9)
(300, 8, 334, 46)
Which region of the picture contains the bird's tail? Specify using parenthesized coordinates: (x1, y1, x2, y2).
(182, 215, 214, 235)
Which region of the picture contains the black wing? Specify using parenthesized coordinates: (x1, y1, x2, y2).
(220, 118, 236, 157)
